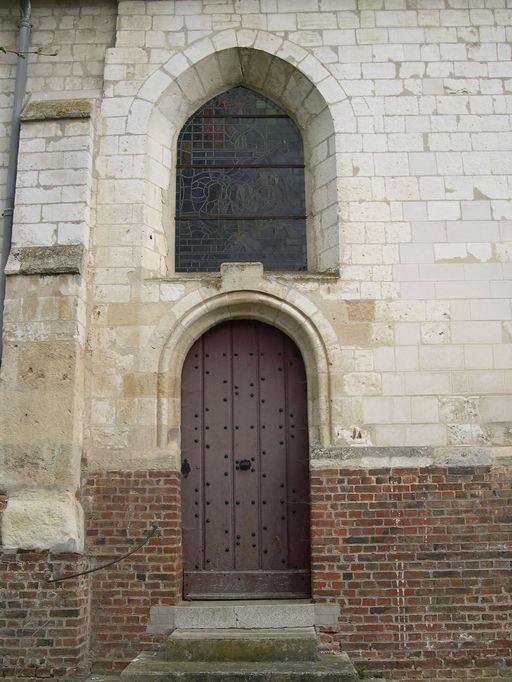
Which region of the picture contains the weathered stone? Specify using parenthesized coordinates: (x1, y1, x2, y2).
(346, 300, 375, 322)
(164, 628, 319, 662)
(2, 489, 84, 552)
(120, 651, 357, 681)
(439, 396, 480, 423)
(5, 245, 84, 275)
(18, 341, 77, 387)
(0, 442, 79, 489)
(0, 388, 75, 442)
(21, 98, 92, 121)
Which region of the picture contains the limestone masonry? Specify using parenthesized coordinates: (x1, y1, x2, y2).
(0, 0, 511, 679)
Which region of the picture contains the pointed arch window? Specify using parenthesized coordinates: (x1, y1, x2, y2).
(175, 87, 306, 272)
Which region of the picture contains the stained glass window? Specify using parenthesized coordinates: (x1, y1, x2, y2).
(175, 87, 306, 272)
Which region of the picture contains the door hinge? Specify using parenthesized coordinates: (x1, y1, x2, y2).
(181, 458, 191, 478)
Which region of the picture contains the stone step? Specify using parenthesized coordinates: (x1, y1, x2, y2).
(164, 627, 318, 662)
(120, 651, 358, 681)
(173, 600, 315, 630)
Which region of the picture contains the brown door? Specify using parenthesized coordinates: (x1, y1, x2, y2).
(181, 320, 310, 599)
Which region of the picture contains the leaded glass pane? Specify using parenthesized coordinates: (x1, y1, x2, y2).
(178, 118, 303, 166)
(176, 219, 306, 272)
(177, 168, 305, 217)
(176, 87, 306, 272)
(194, 87, 283, 117)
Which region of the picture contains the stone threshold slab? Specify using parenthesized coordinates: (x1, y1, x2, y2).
(174, 600, 316, 630)
(148, 601, 340, 634)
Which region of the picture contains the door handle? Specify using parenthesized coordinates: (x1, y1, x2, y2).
(238, 459, 251, 471)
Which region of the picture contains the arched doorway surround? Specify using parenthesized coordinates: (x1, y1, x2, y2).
(156, 288, 337, 454)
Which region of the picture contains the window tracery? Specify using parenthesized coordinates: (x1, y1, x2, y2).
(175, 87, 306, 272)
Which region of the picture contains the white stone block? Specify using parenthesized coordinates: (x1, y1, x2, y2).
(451, 321, 503, 344)
(42, 202, 86, 223)
(362, 397, 411, 424)
(411, 396, 439, 424)
(419, 176, 445, 200)
(126, 98, 153, 134)
(409, 152, 437, 176)
(492, 201, 512, 221)
(57, 222, 88, 245)
(433, 243, 467, 261)
(395, 346, 419, 371)
(375, 425, 406, 446)
(403, 202, 427, 221)
(385, 177, 419, 200)
(464, 345, 494, 370)
(464, 263, 503, 281)
(138, 69, 172, 102)
(400, 244, 434, 263)
(175, 1, 202, 14)
(436, 281, 491, 299)
(410, 221, 445, 243)
(374, 347, 395, 371)
(405, 372, 451, 395)
(374, 152, 409, 176)
(420, 345, 464, 370)
(102, 96, 133, 117)
(400, 282, 436, 299)
(12, 223, 56, 246)
(427, 201, 461, 221)
(446, 221, 499, 243)
(493, 345, 512, 369)
(470, 299, 511, 321)
(405, 424, 446, 446)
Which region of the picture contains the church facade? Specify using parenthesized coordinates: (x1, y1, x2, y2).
(0, 0, 511, 678)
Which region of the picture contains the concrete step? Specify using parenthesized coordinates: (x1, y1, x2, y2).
(164, 627, 318, 662)
(120, 650, 358, 681)
(173, 600, 315, 630)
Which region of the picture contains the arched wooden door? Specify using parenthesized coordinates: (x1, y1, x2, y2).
(181, 320, 310, 599)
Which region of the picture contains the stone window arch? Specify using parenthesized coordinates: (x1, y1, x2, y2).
(139, 46, 344, 276)
(175, 86, 307, 272)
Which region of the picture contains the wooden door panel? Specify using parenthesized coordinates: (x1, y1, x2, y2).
(203, 327, 232, 572)
(181, 320, 310, 599)
(232, 322, 260, 571)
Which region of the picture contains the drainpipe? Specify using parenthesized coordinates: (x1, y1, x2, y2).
(0, 0, 31, 362)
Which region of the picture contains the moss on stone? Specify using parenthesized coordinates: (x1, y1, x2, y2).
(21, 98, 91, 121)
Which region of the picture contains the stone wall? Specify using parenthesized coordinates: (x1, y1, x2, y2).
(0, 0, 117, 261)
(85, 0, 512, 458)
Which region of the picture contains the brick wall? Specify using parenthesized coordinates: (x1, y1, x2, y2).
(0, 551, 89, 679)
(311, 465, 512, 679)
(83, 470, 181, 671)
(1, 466, 511, 678)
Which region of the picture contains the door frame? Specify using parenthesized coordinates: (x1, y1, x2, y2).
(155, 288, 340, 602)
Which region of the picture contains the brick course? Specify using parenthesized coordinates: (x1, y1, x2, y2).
(83, 470, 181, 671)
(0, 551, 89, 680)
(311, 465, 512, 679)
